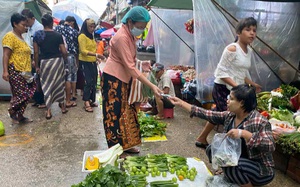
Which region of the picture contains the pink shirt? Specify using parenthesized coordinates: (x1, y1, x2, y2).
(103, 24, 141, 83)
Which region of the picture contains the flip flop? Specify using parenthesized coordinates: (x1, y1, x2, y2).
(153, 115, 165, 120)
(90, 102, 98, 107)
(19, 117, 33, 123)
(66, 102, 77, 108)
(124, 147, 140, 154)
(37, 104, 46, 109)
(195, 141, 209, 149)
(84, 106, 93, 112)
(45, 112, 52, 120)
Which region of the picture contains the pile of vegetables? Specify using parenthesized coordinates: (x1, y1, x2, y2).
(256, 84, 300, 155)
(256, 84, 298, 112)
(72, 165, 138, 187)
(138, 113, 167, 137)
(122, 153, 197, 182)
(276, 132, 300, 155)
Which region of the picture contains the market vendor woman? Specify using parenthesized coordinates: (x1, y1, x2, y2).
(101, 6, 162, 153)
(169, 84, 275, 187)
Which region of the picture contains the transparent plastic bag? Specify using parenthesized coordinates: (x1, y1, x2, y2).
(206, 175, 239, 187)
(211, 133, 241, 170)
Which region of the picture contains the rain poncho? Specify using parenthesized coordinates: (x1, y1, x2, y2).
(121, 6, 150, 24)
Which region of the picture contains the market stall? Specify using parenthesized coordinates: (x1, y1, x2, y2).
(256, 84, 300, 183)
(148, 0, 300, 103)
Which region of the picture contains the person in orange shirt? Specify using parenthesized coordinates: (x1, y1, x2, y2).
(96, 38, 105, 55)
(101, 6, 162, 154)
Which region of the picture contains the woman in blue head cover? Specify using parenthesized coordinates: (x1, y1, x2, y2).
(101, 6, 162, 154)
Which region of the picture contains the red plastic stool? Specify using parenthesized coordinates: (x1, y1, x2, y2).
(163, 108, 174, 118)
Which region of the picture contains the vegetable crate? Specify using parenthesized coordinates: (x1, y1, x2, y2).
(286, 154, 300, 183)
(273, 143, 290, 174)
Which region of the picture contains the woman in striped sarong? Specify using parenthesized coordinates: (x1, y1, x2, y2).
(33, 14, 68, 119)
(2, 13, 36, 124)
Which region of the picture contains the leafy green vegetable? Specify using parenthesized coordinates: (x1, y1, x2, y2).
(138, 112, 167, 137)
(72, 165, 137, 187)
(280, 84, 298, 98)
(271, 96, 293, 111)
(270, 109, 294, 124)
(277, 132, 300, 155)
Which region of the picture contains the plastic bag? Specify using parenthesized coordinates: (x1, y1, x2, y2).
(206, 175, 239, 187)
(211, 133, 241, 170)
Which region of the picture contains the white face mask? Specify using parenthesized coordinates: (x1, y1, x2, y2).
(131, 27, 144, 36)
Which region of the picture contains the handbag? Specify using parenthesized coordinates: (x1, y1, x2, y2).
(128, 62, 148, 105)
(20, 71, 34, 83)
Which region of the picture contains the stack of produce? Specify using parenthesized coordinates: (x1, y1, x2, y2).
(123, 153, 197, 182)
(138, 112, 167, 137)
(256, 84, 300, 155)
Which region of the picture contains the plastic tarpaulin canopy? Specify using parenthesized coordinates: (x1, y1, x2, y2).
(151, 9, 194, 67)
(148, 0, 193, 10)
(52, 0, 99, 27)
(193, 0, 300, 101)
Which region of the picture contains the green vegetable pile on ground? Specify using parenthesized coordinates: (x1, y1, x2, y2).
(138, 112, 167, 137)
(123, 153, 196, 181)
(276, 132, 300, 155)
(72, 165, 144, 187)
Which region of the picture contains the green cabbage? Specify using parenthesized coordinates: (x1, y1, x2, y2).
(271, 109, 294, 124)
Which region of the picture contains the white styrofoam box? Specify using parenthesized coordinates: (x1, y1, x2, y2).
(82, 150, 104, 173)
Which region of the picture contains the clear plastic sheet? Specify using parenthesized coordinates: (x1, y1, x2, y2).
(193, 0, 300, 101)
(0, 0, 24, 95)
(150, 9, 194, 67)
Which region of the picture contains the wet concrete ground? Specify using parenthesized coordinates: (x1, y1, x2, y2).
(0, 94, 299, 187)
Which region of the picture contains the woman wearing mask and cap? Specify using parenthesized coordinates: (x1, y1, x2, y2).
(101, 6, 162, 154)
(78, 18, 105, 112)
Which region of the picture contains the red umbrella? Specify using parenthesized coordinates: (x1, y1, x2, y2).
(53, 18, 61, 25)
(100, 21, 114, 29)
(100, 28, 117, 38)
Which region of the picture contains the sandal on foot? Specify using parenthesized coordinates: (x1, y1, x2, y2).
(214, 169, 223, 175)
(153, 115, 164, 120)
(62, 109, 68, 114)
(124, 148, 140, 154)
(90, 102, 98, 107)
(84, 105, 93, 112)
(37, 104, 46, 109)
(19, 117, 33, 123)
(66, 102, 77, 108)
(195, 141, 209, 149)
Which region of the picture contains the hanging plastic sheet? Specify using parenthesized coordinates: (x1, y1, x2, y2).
(193, 0, 300, 101)
(151, 9, 194, 67)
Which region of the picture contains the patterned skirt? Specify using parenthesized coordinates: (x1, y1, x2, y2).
(39, 57, 65, 108)
(212, 83, 230, 111)
(101, 72, 141, 150)
(8, 64, 36, 119)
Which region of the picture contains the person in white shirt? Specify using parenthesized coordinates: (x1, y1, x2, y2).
(195, 17, 262, 149)
(21, 8, 45, 108)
